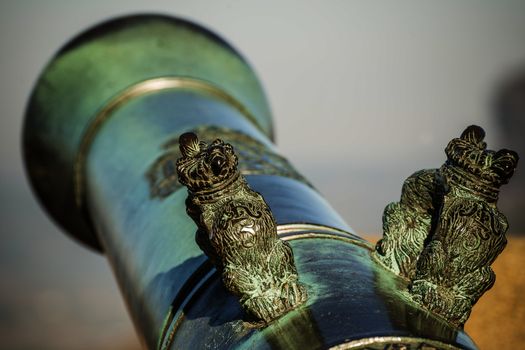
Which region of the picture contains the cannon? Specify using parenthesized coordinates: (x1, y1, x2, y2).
(23, 15, 518, 349)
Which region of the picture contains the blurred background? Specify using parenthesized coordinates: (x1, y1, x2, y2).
(1, 1, 524, 349)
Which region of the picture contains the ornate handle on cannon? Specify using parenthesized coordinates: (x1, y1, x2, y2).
(176, 132, 308, 324)
(374, 125, 519, 327)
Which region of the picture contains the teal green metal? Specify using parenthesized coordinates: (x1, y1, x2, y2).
(23, 14, 500, 350)
(24, 15, 273, 251)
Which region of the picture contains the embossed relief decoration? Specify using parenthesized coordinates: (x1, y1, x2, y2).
(331, 338, 460, 350)
(373, 125, 519, 327)
(348, 342, 450, 350)
(176, 132, 308, 324)
(147, 126, 310, 199)
(356, 343, 451, 350)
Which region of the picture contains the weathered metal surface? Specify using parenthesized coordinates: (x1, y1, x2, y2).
(374, 125, 518, 327)
(23, 15, 273, 251)
(162, 234, 476, 349)
(176, 132, 308, 324)
(147, 126, 310, 199)
(21, 14, 513, 350)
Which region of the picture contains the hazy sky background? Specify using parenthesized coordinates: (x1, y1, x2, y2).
(1, 1, 524, 349)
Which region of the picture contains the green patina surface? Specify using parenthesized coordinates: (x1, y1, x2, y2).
(24, 15, 273, 250)
(176, 133, 307, 324)
(24, 15, 502, 350)
(169, 237, 474, 349)
(374, 125, 519, 327)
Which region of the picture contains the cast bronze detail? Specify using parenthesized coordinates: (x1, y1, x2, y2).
(374, 125, 519, 327)
(148, 126, 310, 199)
(176, 132, 308, 324)
(330, 336, 461, 350)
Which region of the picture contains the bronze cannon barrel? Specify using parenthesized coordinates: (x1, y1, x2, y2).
(23, 15, 481, 349)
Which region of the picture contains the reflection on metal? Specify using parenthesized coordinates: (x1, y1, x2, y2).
(176, 132, 307, 324)
(157, 223, 363, 350)
(74, 77, 263, 208)
(277, 223, 370, 248)
(374, 125, 519, 327)
(329, 336, 460, 350)
(147, 126, 310, 199)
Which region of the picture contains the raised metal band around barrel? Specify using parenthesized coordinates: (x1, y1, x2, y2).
(73, 76, 265, 208)
(329, 336, 461, 350)
(277, 223, 370, 249)
(157, 223, 369, 350)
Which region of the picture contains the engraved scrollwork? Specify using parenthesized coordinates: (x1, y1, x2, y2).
(147, 126, 311, 199)
(176, 132, 307, 324)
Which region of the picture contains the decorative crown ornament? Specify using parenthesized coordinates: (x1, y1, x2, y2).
(177, 132, 240, 196)
(442, 125, 518, 201)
